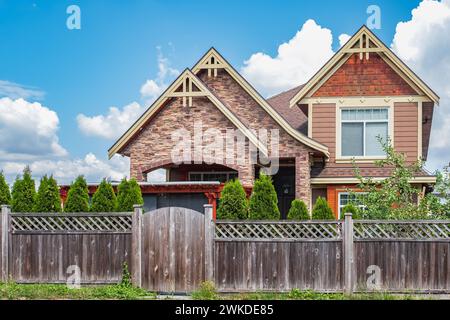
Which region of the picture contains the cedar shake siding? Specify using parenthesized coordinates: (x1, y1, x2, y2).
(312, 53, 417, 97)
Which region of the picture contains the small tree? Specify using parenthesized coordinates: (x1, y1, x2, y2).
(217, 179, 248, 219)
(90, 179, 117, 212)
(0, 171, 11, 206)
(249, 173, 280, 220)
(11, 166, 36, 212)
(64, 175, 90, 212)
(34, 175, 61, 213)
(287, 199, 310, 220)
(312, 197, 335, 220)
(117, 178, 144, 212)
(341, 203, 360, 220)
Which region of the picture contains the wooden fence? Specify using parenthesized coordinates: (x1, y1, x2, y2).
(2, 204, 450, 293)
(1, 205, 132, 284)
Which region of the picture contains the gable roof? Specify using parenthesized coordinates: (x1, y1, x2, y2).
(192, 48, 330, 157)
(289, 25, 440, 107)
(108, 69, 268, 158)
(266, 84, 308, 134)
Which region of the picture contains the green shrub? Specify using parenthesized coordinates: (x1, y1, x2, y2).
(120, 262, 132, 288)
(34, 175, 61, 213)
(90, 179, 117, 212)
(217, 179, 248, 219)
(287, 199, 310, 220)
(117, 178, 144, 212)
(0, 171, 11, 206)
(11, 166, 36, 212)
(341, 203, 360, 219)
(64, 176, 90, 212)
(312, 197, 335, 220)
(249, 173, 280, 220)
(191, 281, 217, 300)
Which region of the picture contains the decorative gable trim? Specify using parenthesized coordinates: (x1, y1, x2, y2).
(108, 69, 268, 158)
(289, 26, 440, 107)
(192, 48, 330, 157)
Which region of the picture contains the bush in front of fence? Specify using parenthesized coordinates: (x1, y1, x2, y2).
(90, 179, 118, 212)
(117, 178, 144, 212)
(34, 175, 61, 213)
(0, 171, 11, 206)
(11, 166, 36, 213)
(312, 197, 335, 220)
(249, 173, 280, 220)
(64, 175, 90, 212)
(217, 179, 249, 219)
(287, 199, 310, 220)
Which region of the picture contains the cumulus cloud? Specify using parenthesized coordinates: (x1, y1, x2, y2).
(77, 48, 179, 140)
(390, 0, 450, 172)
(339, 34, 351, 47)
(241, 19, 335, 97)
(0, 97, 67, 160)
(1, 154, 130, 184)
(0, 80, 45, 100)
(77, 102, 143, 140)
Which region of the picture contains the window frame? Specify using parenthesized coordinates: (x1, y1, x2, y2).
(336, 105, 393, 162)
(188, 171, 238, 183)
(338, 192, 367, 219)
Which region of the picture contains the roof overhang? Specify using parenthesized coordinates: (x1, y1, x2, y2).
(311, 176, 437, 185)
(289, 26, 440, 107)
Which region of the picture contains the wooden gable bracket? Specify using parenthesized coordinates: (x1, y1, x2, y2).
(193, 49, 226, 77)
(342, 30, 384, 60)
(166, 72, 208, 107)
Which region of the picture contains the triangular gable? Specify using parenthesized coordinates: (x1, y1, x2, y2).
(108, 69, 268, 158)
(289, 26, 440, 106)
(192, 48, 330, 157)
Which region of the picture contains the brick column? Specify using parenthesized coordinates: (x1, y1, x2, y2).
(239, 164, 255, 188)
(295, 153, 311, 210)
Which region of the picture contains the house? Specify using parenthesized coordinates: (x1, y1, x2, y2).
(107, 26, 439, 219)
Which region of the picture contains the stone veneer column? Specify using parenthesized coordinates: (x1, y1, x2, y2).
(295, 153, 311, 210)
(239, 165, 255, 188)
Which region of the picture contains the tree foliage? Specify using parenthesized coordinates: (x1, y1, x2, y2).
(249, 173, 280, 220)
(341, 203, 360, 220)
(312, 197, 335, 220)
(11, 166, 36, 212)
(34, 175, 61, 213)
(117, 178, 144, 212)
(64, 176, 90, 212)
(353, 137, 444, 220)
(0, 171, 11, 206)
(217, 179, 248, 220)
(287, 199, 310, 220)
(90, 179, 117, 212)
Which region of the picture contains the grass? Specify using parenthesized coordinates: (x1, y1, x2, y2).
(0, 282, 155, 300)
(191, 282, 423, 300)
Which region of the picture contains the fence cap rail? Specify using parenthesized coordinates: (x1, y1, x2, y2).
(353, 219, 450, 224)
(215, 220, 342, 224)
(11, 212, 132, 217)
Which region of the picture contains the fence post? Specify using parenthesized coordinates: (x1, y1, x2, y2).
(204, 204, 215, 283)
(343, 212, 354, 294)
(131, 205, 143, 287)
(1, 205, 10, 282)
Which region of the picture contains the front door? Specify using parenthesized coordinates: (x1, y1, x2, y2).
(271, 167, 295, 219)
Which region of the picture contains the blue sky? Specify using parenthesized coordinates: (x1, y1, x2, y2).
(1, 0, 449, 183)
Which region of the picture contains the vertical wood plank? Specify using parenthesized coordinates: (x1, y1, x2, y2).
(131, 205, 143, 287)
(204, 205, 214, 283)
(1, 205, 10, 282)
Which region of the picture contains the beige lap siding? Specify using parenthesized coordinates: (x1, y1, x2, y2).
(311, 103, 336, 161)
(394, 102, 418, 162)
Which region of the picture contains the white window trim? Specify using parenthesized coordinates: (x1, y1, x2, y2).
(338, 192, 367, 219)
(336, 103, 394, 162)
(188, 171, 238, 182)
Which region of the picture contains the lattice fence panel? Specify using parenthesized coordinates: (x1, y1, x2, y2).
(215, 222, 342, 240)
(353, 221, 450, 240)
(10, 213, 132, 233)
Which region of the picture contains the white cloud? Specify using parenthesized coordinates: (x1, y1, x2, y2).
(77, 48, 179, 140)
(1, 154, 129, 185)
(241, 19, 335, 97)
(339, 34, 351, 47)
(0, 97, 68, 160)
(77, 102, 143, 140)
(390, 0, 450, 172)
(0, 80, 45, 100)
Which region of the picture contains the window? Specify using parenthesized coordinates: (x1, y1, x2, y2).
(338, 192, 367, 219)
(188, 172, 238, 183)
(341, 108, 389, 157)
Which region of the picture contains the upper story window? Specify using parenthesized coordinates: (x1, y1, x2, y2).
(189, 171, 238, 183)
(341, 108, 388, 157)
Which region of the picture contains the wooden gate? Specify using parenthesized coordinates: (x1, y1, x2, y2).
(132, 206, 209, 293)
